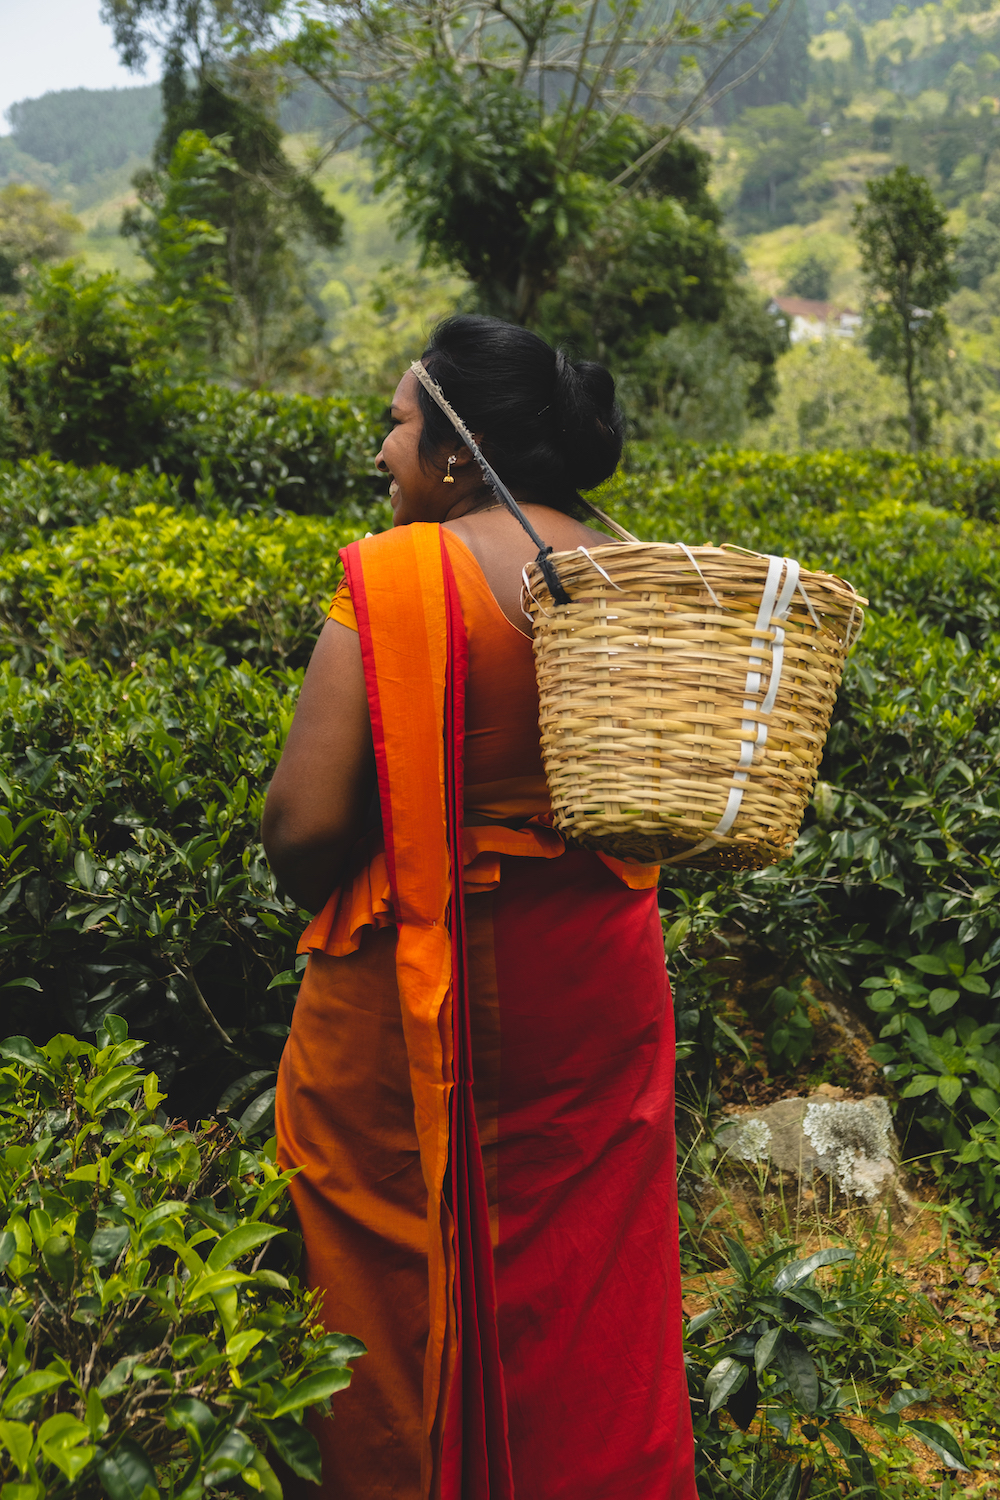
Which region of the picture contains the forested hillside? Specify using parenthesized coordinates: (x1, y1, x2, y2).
(4, 0, 1000, 453)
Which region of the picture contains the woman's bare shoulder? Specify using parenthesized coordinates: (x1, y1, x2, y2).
(443, 504, 615, 631)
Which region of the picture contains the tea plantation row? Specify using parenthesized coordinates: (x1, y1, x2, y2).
(2, 448, 1000, 1222)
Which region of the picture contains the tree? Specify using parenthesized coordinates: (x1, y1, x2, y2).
(852, 165, 958, 450)
(6, 85, 162, 184)
(273, 0, 791, 323)
(0, 185, 81, 296)
(121, 130, 234, 364)
(0, 263, 165, 466)
(730, 105, 828, 233)
(103, 0, 345, 384)
(536, 181, 733, 364)
(710, 0, 810, 122)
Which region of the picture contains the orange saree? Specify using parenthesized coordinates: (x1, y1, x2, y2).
(275, 524, 697, 1500)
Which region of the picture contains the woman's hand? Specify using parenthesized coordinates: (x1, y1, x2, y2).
(262, 619, 376, 913)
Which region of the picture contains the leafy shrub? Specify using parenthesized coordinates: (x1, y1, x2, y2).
(0, 264, 384, 514)
(667, 613, 1000, 1220)
(618, 445, 1000, 526)
(0, 265, 166, 470)
(0, 1016, 363, 1497)
(0, 458, 182, 554)
(0, 504, 354, 671)
(0, 647, 305, 1122)
(688, 1237, 977, 1498)
(155, 385, 384, 515)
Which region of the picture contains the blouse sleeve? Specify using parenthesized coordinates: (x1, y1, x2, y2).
(328, 575, 359, 632)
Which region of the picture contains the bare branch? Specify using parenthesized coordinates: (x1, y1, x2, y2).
(609, 0, 792, 187)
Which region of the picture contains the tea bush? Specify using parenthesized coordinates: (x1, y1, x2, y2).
(687, 1234, 998, 1498)
(0, 504, 356, 672)
(0, 648, 302, 1123)
(4, 438, 1000, 1222)
(0, 459, 181, 554)
(622, 443, 1000, 523)
(154, 385, 384, 515)
(0, 1016, 363, 1497)
(0, 265, 383, 513)
(666, 612, 1000, 1219)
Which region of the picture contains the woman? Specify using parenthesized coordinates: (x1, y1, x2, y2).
(264, 315, 697, 1500)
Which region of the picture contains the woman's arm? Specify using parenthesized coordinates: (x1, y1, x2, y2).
(261, 619, 375, 913)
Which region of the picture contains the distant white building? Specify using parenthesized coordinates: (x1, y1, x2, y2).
(769, 296, 862, 344)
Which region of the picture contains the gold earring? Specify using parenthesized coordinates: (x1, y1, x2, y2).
(443, 455, 456, 484)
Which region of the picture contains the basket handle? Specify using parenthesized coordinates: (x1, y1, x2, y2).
(575, 497, 641, 544)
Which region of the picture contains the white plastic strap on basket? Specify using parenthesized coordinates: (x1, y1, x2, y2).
(663, 553, 801, 865)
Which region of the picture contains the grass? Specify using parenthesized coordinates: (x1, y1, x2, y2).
(679, 1141, 1000, 1497)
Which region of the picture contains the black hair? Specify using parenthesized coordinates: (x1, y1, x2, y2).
(416, 314, 623, 512)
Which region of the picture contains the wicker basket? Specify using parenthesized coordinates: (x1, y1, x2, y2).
(522, 542, 865, 870)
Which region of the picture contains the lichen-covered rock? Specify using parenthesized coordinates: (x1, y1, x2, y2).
(717, 1092, 899, 1203)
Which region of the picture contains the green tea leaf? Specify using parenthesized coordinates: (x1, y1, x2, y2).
(4, 1370, 66, 1412)
(754, 1326, 784, 1376)
(206, 1223, 284, 1273)
(0, 1419, 34, 1474)
(260, 1418, 323, 1483)
(772, 1246, 854, 1293)
(774, 1333, 818, 1414)
(96, 1437, 159, 1499)
(270, 1367, 354, 1417)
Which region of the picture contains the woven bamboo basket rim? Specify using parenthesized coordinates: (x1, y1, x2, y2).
(522, 540, 866, 628)
(520, 537, 866, 870)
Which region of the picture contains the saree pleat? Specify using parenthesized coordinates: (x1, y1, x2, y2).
(275, 524, 697, 1500)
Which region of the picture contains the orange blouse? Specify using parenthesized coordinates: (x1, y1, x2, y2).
(300, 530, 657, 961)
(329, 531, 550, 824)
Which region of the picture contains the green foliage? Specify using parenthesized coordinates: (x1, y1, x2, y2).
(372, 72, 605, 325)
(782, 255, 830, 301)
(853, 166, 958, 450)
(0, 186, 81, 294)
(688, 1236, 983, 1496)
(728, 106, 831, 234)
(605, 282, 788, 445)
(122, 131, 233, 363)
(0, 1016, 364, 1496)
(536, 185, 735, 363)
(747, 341, 908, 453)
(6, 84, 162, 185)
(154, 384, 383, 515)
(0, 264, 166, 469)
(955, 215, 1000, 292)
(106, 1, 343, 385)
(762, 984, 815, 1070)
(0, 503, 350, 671)
(0, 267, 383, 508)
(0, 458, 181, 553)
(0, 645, 304, 1122)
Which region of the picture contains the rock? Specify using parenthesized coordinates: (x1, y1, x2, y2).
(717, 1094, 899, 1204)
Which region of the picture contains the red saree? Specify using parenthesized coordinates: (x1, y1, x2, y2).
(275, 524, 696, 1500)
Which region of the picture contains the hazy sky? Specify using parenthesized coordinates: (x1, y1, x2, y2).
(0, 0, 155, 130)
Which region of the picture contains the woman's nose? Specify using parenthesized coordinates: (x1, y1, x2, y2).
(375, 452, 389, 473)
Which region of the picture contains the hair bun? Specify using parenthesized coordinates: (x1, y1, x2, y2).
(552, 351, 624, 492)
(417, 315, 623, 511)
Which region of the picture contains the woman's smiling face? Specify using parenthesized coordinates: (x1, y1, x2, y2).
(376, 370, 453, 527)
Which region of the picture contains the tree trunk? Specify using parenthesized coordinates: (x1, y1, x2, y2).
(903, 316, 919, 452)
